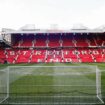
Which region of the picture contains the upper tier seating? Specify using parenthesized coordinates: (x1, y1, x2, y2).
(13, 34, 105, 48)
(21, 35, 34, 47)
(61, 34, 75, 47)
(74, 34, 89, 47)
(96, 35, 105, 46)
(13, 35, 22, 47)
(48, 35, 60, 47)
(94, 35, 103, 46)
(34, 34, 47, 47)
(87, 35, 96, 46)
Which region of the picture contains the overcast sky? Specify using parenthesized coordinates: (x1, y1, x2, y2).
(0, 0, 105, 30)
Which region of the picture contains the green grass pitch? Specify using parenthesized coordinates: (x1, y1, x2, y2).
(0, 63, 105, 105)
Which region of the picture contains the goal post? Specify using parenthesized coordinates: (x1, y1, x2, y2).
(0, 68, 9, 104)
(96, 66, 104, 103)
(0, 66, 104, 104)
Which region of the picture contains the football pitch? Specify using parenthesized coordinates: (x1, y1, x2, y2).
(0, 63, 105, 105)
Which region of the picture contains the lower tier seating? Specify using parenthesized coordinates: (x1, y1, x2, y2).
(0, 48, 105, 63)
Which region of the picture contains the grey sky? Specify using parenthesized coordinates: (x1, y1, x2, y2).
(0, 0, 105, 30)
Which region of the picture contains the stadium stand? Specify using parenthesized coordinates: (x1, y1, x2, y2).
(0, 25, 105, 64)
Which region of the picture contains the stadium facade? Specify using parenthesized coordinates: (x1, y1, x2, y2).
(0, 24, 105, 64)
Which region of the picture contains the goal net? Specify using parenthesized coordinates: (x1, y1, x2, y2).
(0, 66, 104, 104)
(0, 68, 8, 104)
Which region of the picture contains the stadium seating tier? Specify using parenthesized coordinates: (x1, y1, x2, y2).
(0, 33, 105, 63)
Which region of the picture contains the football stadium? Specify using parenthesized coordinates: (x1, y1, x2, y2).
(0, 25, 105, 105)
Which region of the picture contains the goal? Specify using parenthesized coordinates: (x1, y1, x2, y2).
(0, 66, 104, 104)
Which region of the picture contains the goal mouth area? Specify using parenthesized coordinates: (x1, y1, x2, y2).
(0, 66, 104, 104)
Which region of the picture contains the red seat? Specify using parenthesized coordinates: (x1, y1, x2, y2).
(15, 50, 32, 63)
(31, 50, 46, 63)
(34, 34, 47, 47)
